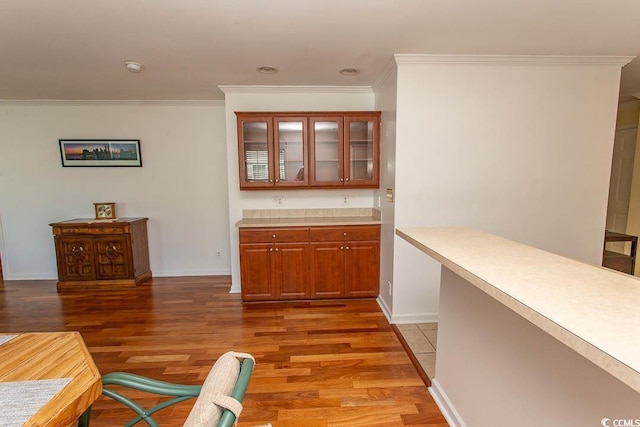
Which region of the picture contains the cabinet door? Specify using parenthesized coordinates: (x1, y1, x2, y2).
(274, 243, 309, 299)
(309, 117, 344, 186)
(239, 244, 275, 301)
(344, 115, 379, 187)
(94, 236, 131, 280)
(274, 117, 308, 187)
(238, 115, 274, 189)
(57, 237, 95, 281)
(345, 241, 380, 298)
(310, 243, 345, 297)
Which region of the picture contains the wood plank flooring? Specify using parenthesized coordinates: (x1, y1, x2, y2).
(0, 276, 448, 427)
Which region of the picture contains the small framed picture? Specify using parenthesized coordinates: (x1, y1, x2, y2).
(59, 139, 142, 167)
(94, 202, 116, 220)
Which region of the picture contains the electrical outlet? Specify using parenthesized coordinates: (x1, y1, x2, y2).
(343, 195, 349, 205)
(275, 196, 283, 206)
(388, 281, 392, 296)
(216, 250, 222, 259)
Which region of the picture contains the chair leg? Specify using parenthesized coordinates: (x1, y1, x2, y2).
(77, 406, 92, 427)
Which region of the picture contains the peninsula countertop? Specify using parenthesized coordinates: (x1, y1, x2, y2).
(236, 208, 381, 228)
(396, 226, 640, 394)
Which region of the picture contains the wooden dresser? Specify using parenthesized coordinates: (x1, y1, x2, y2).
(50, 218, 151, 290)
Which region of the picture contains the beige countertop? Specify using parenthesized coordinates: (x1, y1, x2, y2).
(236, 215, 380, 228)
(235, 208, 381, 228)
(396, 226, 640, 394)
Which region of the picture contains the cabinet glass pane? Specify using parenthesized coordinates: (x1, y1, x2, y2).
(314, 121, 340, 181)
(278, 121, 305, 182)
(243, 121, 269, 182)
(349, 121, 374, 181)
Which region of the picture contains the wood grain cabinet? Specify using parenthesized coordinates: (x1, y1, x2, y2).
(239, 228, 310, 301)
(236, 111, 380, 190)
(50, 218, 151, 290)
(239, 224, 380, 301)
(310, 226, 380, 298)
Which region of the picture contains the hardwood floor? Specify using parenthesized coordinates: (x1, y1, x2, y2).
(0, 276, 448, 427)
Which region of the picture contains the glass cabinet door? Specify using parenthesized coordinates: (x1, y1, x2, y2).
(309, 117, 343, 185)
(345, 115, 379, 187)
(238, 116, 274, 188)
(274, 117, 307, 186)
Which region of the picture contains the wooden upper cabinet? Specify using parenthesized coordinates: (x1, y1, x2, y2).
(236, 111, 380, 190)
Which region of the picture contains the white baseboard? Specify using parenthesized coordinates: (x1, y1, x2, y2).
(4, 273, 57, 280)
(376, 296, 392, 322)
(390, 312, 439, 324)
(152, 269, 231, 277)
(429, 379, 467, 427)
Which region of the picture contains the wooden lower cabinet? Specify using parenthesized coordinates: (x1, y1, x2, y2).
(239, 224, 379, 301)
(50, 218, 152, 290)
(239, 228, 310, 301)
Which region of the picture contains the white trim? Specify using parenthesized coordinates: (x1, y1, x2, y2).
(429, 379, 467, 427)
(394, 54, 634, 67)
(376, 295, 392, 323)
(390, 312, 439, 324)
(0, 100, 225, 107)
(372, 56, 398, 91)
(5, 273, 58, 280)
(218, 85, 374, 95)
(153, 268, 231, 277)
(230, 284, 241, 294)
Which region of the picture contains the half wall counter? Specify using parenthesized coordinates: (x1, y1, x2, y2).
(397, 226, 640, 427)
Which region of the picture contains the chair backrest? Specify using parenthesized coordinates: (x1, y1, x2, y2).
(183, 351, 255, 427)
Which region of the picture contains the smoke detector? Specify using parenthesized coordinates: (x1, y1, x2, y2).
(124, 61, 143, 73)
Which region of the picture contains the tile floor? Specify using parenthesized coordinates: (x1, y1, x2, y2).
(396, 322, 438, 379)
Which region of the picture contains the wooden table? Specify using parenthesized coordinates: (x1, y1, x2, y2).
(0, 332, 102, 426)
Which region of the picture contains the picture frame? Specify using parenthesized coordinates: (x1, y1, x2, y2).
(59, 139, 142, 167)
(94, 202, 116, 220)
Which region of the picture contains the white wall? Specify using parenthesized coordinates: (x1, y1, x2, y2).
(0, 101, 230, 279)
(373, 64, 398, 317)
(218, 86, 376, 292)
(391, 56, 627, 322)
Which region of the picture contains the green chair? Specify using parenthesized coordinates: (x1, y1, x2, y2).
(78, 351, 256, 427)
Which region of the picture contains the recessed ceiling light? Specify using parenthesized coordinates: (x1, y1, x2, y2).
(257, 66, 278, 74)
(124, 61, 143, 73)
(339, 68, 360, 76)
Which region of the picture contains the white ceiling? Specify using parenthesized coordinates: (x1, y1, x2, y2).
(2, 0, 640, 102)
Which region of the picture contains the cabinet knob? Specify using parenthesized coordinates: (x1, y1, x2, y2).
(340, 178, 344, 182)
(343, 232, 347, 236)
(275, 248, 279, 252)
(269, 248, 273, 252)
(272, 234, 276, 238)
(346, 178, 350, 182)
(340, 246, 344, 250)
(346, 246, 350, 250)
(269, 179, 273, 183)
(275, 179, 279, 182)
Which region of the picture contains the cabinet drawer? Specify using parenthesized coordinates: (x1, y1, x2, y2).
(309, 225, 380, 242)
(53, 226, 128, 235)
(239, 227, 309, 243)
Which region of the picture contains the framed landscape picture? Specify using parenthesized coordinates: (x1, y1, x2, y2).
(59, 139, 142, 167)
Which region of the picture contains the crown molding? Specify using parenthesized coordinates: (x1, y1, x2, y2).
(218, 85, 373, 94)
(372, 56, 398, 90)
(394, 54, 635, 67)
(0, 99, 225, 107)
